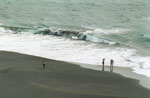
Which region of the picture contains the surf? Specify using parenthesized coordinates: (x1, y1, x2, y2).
(0, 25, 150, 77)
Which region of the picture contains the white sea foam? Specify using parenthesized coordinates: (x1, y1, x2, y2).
(0, 27, 5, 34)
(94, 28, 131, 35)
(83, 27, 133, 35)
(82, 31, 117, 45)
(0, 27, 14, 35)
(0, 31, 150, 77)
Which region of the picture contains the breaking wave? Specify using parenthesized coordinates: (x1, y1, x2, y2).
(0, 25, 120, 45)
(0, 24, 150, 77)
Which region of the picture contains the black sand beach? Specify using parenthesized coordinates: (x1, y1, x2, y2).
(0, 51, 149, 98)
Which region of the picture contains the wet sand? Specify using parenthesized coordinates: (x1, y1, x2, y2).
(0, 51, 149, 98)
(79, 63, 150, 90)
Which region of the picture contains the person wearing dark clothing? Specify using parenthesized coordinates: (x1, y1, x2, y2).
(110, 59, 114, 72)
(102, 58, 105, 71)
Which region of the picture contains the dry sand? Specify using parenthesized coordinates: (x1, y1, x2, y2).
(0, 51, 149, 98)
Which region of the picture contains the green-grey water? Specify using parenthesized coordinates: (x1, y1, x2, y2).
(0, 0, 150, 55)
(0, 0, 150, 77)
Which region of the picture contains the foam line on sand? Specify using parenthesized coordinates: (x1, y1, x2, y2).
(0, 51, 149, 98)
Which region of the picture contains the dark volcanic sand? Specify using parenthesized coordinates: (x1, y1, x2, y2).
(0, 51, 149, 98)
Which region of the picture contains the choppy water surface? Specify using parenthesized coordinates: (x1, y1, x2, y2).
(0, 0, 150, 77)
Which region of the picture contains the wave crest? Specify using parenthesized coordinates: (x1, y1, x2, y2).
(34, 28, 118, 45)
(0, 25, 119, 45)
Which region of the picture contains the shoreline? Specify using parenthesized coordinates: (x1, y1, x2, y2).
(0, 51, 149, 98)
(76, 63, 150, 90)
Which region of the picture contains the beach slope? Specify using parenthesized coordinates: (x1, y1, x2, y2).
(0, 51, 149, 98)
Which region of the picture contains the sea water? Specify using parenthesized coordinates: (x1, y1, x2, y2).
(0, 0, 150, 77)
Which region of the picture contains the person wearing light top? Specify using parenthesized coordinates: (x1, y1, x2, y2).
(42, 59, 46, 70)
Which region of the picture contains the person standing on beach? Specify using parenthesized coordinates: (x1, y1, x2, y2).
(110, 59, 114, 72)
(42, 59, 46, 70)
(102, 58, 105, 71)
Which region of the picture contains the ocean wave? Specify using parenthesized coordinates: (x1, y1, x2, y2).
(0, 25, 124, 45)
(0, 25, 31, 33)
(0, 26, 150, 77)
(33, 28, 119, 45)
(0, 32, 150, 77)
(83, 33, 118, 45)
(82, 26, 133, 35)
(0, 25, 118, 45)
(0, 27, 14, 35)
